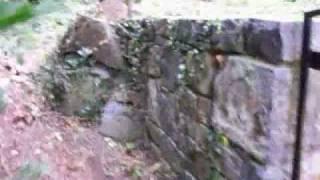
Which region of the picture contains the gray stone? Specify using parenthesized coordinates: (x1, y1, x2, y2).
(185, 52, 215, 97)
(146, 121, 192, 173)
(186, 122, 210, 151)
(244, 19, 304, 63)
(216, 146, 262, 180)
(210, 19, 245, 53)
(60, 16, 124, 69)
(147, 121, 212, 180)
(243, 19, 282, 64)
(159, 47, 181, 92)
(311, 20, 320, 53)
(211, 55, 295, 180)
(196, 95, 212, 125)
(147, 46, 162, 78)
(279, 21, 303, 61)
(99, 101, 144, 141)
(148, 79, 161, 126)
(178, 171, 197, 180)
(302, 69, 320, 179)
(111, 86, 147, 109)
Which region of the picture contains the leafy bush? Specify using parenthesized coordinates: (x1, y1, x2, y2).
(0, 1, 33, 28)
(0, 0, 67, 29)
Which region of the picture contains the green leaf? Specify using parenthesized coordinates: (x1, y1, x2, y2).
(0, 1, 34, 28)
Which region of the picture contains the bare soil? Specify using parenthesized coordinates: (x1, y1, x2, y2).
(0, 45, 175, 180)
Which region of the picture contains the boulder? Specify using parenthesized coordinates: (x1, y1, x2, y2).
(60, 16, 124, 69)
(99, 101, 144, 142)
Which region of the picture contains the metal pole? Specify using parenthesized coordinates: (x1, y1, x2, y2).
(292, 9, 320, 180)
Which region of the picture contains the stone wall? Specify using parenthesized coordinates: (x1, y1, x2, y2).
(115, 19, 301, 180)
(50, 15, 320, 180)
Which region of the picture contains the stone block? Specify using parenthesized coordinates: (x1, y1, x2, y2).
(159, 47, 181, 92)
(214, 145, 262, 180)
(302, 69, 320, 179)
(211, 55, 295, 180)
(60, 16, 124, 69)
(99, 101, 144, 142)
(146, 121, 192, 173)
(196, 96, 212, 125)
(311, 20, 320, 53)
(185, 52, 215, 97)
(170, 19, 304, 63)
(147, 45, 162, 78)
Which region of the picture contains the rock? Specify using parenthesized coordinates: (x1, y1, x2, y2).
(60, 16, 124, 69)
(214, 146, 262, 180)
(302, 69, 320, 179)
(311, 20, 320, 53)
(185, 52, 215, 97)
(159, 47, 181, 92)
(147, 79, 161, 126)
(210, 19, 245, 53)
(211, 55, 295, 180)
(243, 19, 282, 64)
(146, 121, 193, 175)
(178, 171, 197, 180)
(196, 96, 211, 125)
(99, 101, 144, 142)
(147, 46, 162, 78)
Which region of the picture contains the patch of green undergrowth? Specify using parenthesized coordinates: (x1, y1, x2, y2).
(0, 0, 68, 29)
(13, 160, 48, 180)
(0, 87, 7, 112)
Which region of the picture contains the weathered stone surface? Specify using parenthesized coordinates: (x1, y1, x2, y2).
(147, 45, 162, 78)
(159, 47, 181, 92)
(119, 18, 309, 66)
(211, 19, 245, 53)
(99, 101, 144, 141)
(178, 171, 197, 180)
(146, 121, 192, 174)
(302, 69, 320, 179)
(243, 19, 282, 64)
(147, 121, 213, 180)
(185, 52, 215, 97)
(212, 56, 271, 159)
(279, 21, 303, 61)
(211, 55, 295, 180)
(242, 19, 305, 62)
(60, 16, 124, 69)
(110, 85, 147, 109)
(216, 146, 262, 180)
(171, 19, 303, 63)
(148, 79, 161, 125)
(311, 20, 320, 53)
(196, 96, 212, 125)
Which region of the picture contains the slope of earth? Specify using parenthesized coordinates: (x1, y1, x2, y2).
(0, 1, 176, 179)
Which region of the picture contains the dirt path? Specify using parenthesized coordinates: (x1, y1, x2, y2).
(0, 57, 175, 180)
